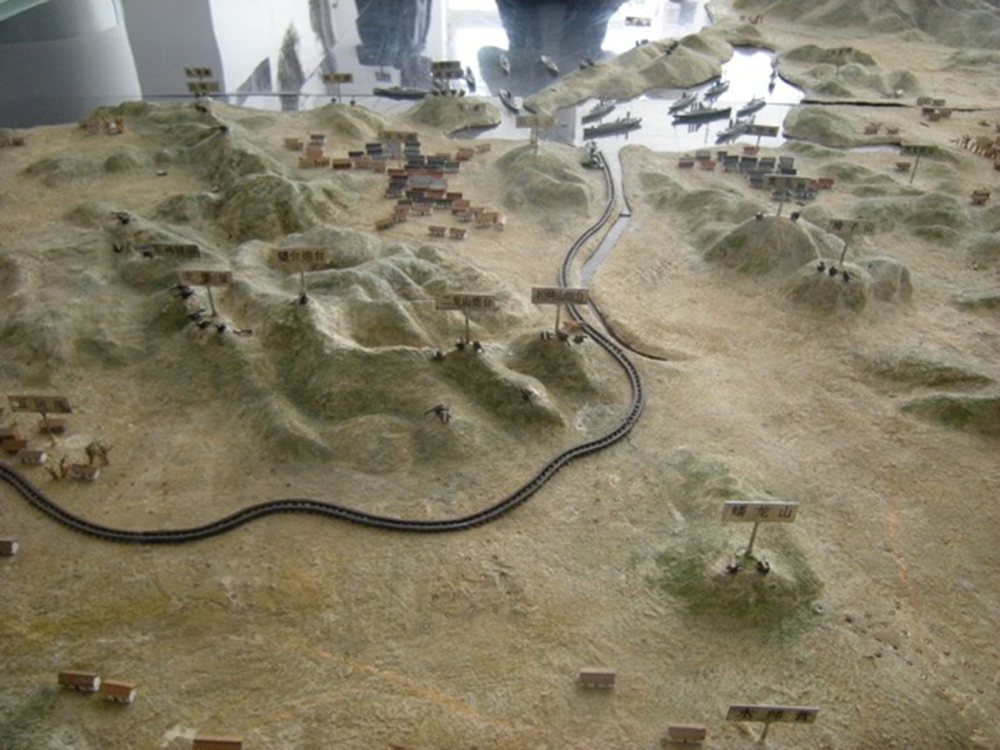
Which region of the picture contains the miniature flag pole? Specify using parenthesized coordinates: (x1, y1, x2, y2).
(206, 285, 218, 317)
(553, 303, 562, 337)
(745, 520, 762, 558)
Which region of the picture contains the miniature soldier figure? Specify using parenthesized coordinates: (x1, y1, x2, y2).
(424, 404, 450, 425)
(431, 349, 445, 361)
(756, 560, 771, 576)
(520, 387, 535, 406)
(828, 265, 838, 277)
(816, 261, 826, 273)
(841, 270, 851, 282)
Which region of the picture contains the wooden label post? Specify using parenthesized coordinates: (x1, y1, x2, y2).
(274, 247, 328, 302)
(179, 270, 233, 317)
(531, 286, 590, 336)
(722, 500, 799, 559)
(321, 72, 354, 102)
(745, 123, 780, 149)
(899, 144, 935, 185)
(184, 66, 220, 95)
(826, 218, 877, 264)
(139, 243, 201, 259)
(8, 394, 72, 444)
(726, 704, 819, 742)
(436, 293, 499, 344)
(516, 113, 556, 149)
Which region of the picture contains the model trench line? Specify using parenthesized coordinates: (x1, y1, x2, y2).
(0, 153, 643, 542)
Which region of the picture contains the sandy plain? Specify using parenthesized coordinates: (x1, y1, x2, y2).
(1, 1, 998, 748)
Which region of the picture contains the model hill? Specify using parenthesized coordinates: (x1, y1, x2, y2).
(0, 100, 623, 471)
(732, 0, 1000, 48)
(524, 29, 733, 114)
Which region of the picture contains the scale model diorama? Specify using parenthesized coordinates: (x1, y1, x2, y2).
(0, 0, 998, 748)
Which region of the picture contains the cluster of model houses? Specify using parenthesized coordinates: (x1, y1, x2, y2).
(0, 419, 100, 480)
(678, 148, 833, 201)
(56, 672, 243, 747)
(285, 130, 506, 237)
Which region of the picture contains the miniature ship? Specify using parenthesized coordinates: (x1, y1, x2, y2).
(582, 99, 617, 123)
(373, 86, 428, 100)
(715, 117, 754, 143)
(737, 96, 766, 117)
(541, 55, 559, 75)
(703, 78, 729, 98)
(672, 101, 732, 123)
(499, 53, 510, 75)
(583, 114, 642, 139)
(499, 89, 520, 112)
(668, 91, 698, 113)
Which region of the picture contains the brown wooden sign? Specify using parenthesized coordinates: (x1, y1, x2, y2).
(274, 248, 328, 266)
(322, 73, 354, 83)
(436, 293, 498, 311)
(826, 219, 876, 236)
(722, 501, 799, 523)
(8, 395, 72, 414)
(727, 704, 819, 724)
(745, 124, 780, 137)
(179, 270, 233, 287)
(532, 287, 590, 305)
(140, 243, 200, 259)
(187, 81, 221, 94)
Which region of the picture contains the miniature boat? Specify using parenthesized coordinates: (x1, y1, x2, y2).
(668, 91, 698, 113)
(672, 102, 731, 123)
(373, 86, 428, 100)
(703, 78, 729, 98)
(583, 114, 642, 139)
(499, 89, 520, 113)
(582, 99, 616, 123)
(541, 55, 559, 75)
(715, 117, 753, 143)
(499, 54, 510, 75)
(737, 96, 766, 117)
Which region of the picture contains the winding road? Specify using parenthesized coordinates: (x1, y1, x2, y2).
(0, 152, 644, 542)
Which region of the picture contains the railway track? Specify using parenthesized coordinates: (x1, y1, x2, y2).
(0, 152, 644, 543)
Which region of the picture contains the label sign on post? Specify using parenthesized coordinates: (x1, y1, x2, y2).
(431, 61, 465, 79)
(179, 270, 233, 317)
(726, 704, 819, 742)
(532, 286, 590, 335)
(899, 144, 935, 185)
(435, 293, 498, 311)
(723, 500, 799, 559)
(436, 293, 499, 344)
(9, 395, 72, 442)
(274, 247, 328, 301)
(745, 123, 780, 147)
(187, 81, 221, 94)
(140, 243, 201, 259)
(184, 67, 214, 79)
(321, 72, 353, 102)
(8, 395, 72, 415)
(516, 114, 556, 148)
(827, 219, 876, 264)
